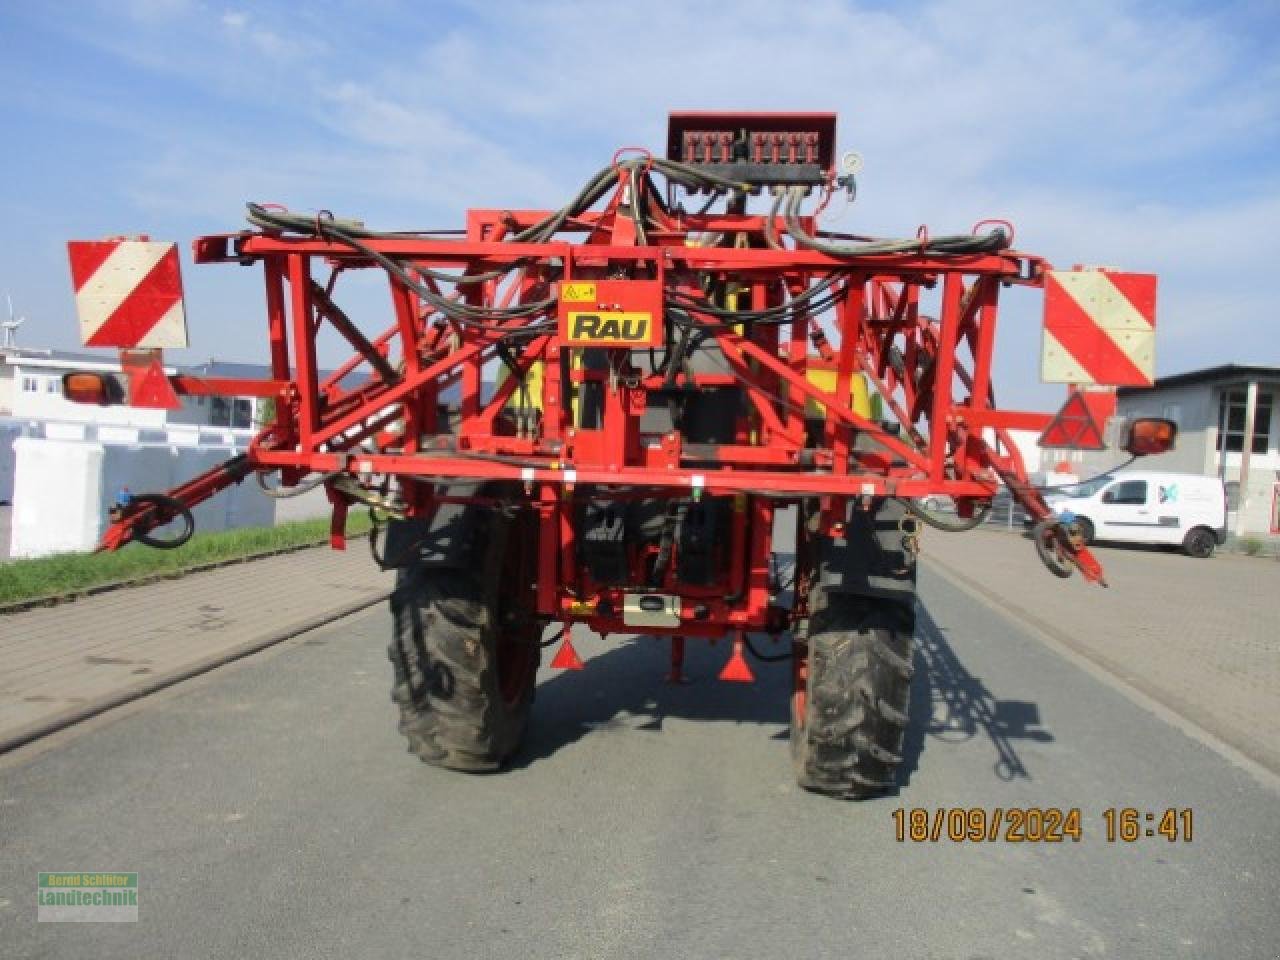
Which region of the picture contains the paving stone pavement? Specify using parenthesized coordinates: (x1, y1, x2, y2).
(923, 527, 1280, 774)
(0, 546, 394, 747)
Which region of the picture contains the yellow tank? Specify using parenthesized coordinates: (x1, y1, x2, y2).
(804, 367, 876, 420)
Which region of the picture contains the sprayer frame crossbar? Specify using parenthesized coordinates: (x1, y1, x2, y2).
(95, 168, 1106, 637)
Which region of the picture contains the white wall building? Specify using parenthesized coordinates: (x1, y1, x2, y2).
(1, 348, 292, 555)
(0, 348, 268, 428)
(1072, 364, 1280, 538)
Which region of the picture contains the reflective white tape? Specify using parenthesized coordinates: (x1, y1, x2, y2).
(74, 242, 171, 337)
(137, 299, 187, 349)
(1040, 328, 1093, 383)
(1054, 271, 1151, 333)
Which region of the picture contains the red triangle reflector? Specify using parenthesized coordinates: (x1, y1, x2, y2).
(126, 353, 181, 409)
(1039, 390, 1107, 450)
(718, 635, 755, 683)
(549, 633, 584, 670)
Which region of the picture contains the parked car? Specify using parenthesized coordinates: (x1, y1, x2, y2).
(1051, 470, 1227, 558)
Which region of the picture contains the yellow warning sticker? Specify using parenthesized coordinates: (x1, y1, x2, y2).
(561, 282, 596, 302)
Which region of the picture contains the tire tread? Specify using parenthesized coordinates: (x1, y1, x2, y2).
(792, 593, 915, 799)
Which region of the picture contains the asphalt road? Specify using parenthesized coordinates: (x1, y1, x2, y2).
(2, 565, 1277, 960)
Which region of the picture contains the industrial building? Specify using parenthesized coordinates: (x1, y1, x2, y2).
(0, 347, 279, 557)
(1070, 365, 1279, 538)
(0, 347, 268, 429)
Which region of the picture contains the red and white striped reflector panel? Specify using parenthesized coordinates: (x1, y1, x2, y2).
(1041, 269, 1156, 386)
(68, 240, 188, 349)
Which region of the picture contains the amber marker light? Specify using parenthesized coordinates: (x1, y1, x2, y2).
(62, 371, 124, 406)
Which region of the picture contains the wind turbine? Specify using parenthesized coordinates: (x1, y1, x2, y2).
(2, 293, 24, 348)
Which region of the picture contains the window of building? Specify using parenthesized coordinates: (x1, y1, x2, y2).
(210, 396, 231, 427)
(1219, 389, 1273, 454)
(45, 377, 60, 393)
(210, 395, 253, 428)
(1103, 480, 1148, 505)
(21, 375, 39, 393)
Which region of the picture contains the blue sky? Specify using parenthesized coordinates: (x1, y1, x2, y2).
(1, 0, 1277, 409)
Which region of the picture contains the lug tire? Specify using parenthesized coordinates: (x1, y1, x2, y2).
(387, 514, 539, 771)
(791, 589, 916, 799)
(1183, 526, 1216, 559)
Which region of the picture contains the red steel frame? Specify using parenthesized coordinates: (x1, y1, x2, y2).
(97, 162, 1107, 639)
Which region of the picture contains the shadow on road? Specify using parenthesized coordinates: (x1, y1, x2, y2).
(514, 632, 792, 768)
(900, 602, 1053, 788)
(515, 598, 1051, 791)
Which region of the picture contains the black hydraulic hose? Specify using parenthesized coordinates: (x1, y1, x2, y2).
(763, 188, 785, 250)
(245, 206, 513, 286)
(511, 165, 619, 243)
(652, 156, 748, 192)
(246, 152, 756, 327)
(247, 207, 558, 334)
(744, 634, 792, 662)
(668, 274, 847, 327)
(130, 493, 195, 550)
(540, 626, 567, 649)
(247, 157, 909, 345)
(692, 191, 722, 216)
(782, 187, 1009, 257)
(642, 172, 672, 216)
(628, 167, 648, 246)
(899, 497, 991, 532)
(900, 457, 1143, 538)
(255, 469, 340, 499)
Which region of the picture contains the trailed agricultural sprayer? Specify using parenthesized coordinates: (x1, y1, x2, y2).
(63, 112, 1172, 797)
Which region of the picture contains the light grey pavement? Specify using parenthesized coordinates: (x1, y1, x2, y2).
(925, 528, 1280, 774)
(0, 546, 393, 748)
(270, 487, 330, 525)
(1, 565, 1277, 959)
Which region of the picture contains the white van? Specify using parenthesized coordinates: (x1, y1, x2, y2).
(1050, 470, 1227, 558)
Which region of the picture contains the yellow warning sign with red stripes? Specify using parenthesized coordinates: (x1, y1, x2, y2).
(1041, 269, 1156, 386)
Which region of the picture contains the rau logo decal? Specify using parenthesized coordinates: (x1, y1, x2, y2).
(566, 311, 652, 343)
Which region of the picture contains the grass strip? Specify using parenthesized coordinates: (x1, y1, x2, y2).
(0, 513, 372, 606)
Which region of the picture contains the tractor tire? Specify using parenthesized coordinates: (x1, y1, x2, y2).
(791, 587, 916, 799)
(387, 510, 539, 771)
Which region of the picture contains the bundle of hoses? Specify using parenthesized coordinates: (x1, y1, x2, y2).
(244, 157, 1010, 332)
(770, 185, 1009, 256)
(246, 157, 1012, 507)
